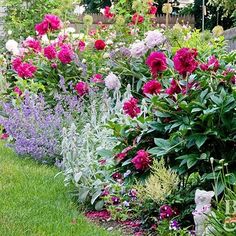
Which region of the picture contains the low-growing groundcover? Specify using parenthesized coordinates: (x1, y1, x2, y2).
(0, 142, 120, 236)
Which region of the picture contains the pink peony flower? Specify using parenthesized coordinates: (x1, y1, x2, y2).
(16, 62, 37, 78)
(12, 57, 22, 71)
(146, 51, 167, 78)
(115, 152, 127, 161)
(104, 6, 115, 19)
(132, 13, 144, 24)
(123, 97, 141, 118)
(200, 55, 220, 72)
(58, 44, 74, 64)
(75, 81, 89, 96)
(44, 14, 62, 31)
(159, 205, 175, 219)
(94, 40, 106, 50)
(78, 40, 86, 52)
(142, 79, 162, 95)
(165, 79, 181, 95)
(131, 150, 151, 171)
(35, 20, 49, 35)
(43, 45, 57, 60)
(14, 86, 23, 96)
(51, 63, 58, 69)
(173, 48, 198, 76)
(112, 172, 123, 181)
(149, 5, 158, 15)
(1, 133, 9, 140)
(91, 74, 103, 83)
(23, 37, 42, 52)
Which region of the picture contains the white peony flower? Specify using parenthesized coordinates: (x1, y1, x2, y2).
(5, 39, 18, 53)
(74, 5, 85, 15)
(105, 72, 121, 90)
(41, 34, 50, 44)
(130, 40, 148, 58)
(65, 27, 76, 34)
(103, 52, 110, 59)
(144, 30, 166, 49)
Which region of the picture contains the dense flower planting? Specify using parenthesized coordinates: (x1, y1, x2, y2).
(0, 1, 236, 235)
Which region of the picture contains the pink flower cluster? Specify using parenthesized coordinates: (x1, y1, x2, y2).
(12, 58, 37, 78)
(159, 205, 178, 219)
(44, 45, 57, 60)
(104, 6, 115, 19)
(35, 14, 62, 35)
(75, 81, 89, 96)
(142, 79, 162, 95)
(57, 44, 74, 64)
(123, 97, 141, 118)
(173, 48, 198, 76)
(146, 52, 167, 78)
(23, 37, 42, 53)
(131, 150, 151, 171)
(200, 55, 220, 72)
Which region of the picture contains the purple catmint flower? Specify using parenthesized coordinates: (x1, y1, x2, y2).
(169, 220, 180, 230)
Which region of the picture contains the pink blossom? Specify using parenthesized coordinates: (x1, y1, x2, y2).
(165, 79, 181, 95)
(123, 97, 141, 118)
(44, 14, 62, 31)
(173, 48, 198, 76)
(131, 150, 151, 171)
(146, 51, 167, 78)
(43, 45, 57, 60)
(223, 68, 236, 84)
(14, 86, 22, 96)
(16, 62, 37, 78)
(58, 44, 74, 64)
(112, 172, 123, 181)
(104, 6, 115, 19)
(35, 20, 49, 35)
(142, 79, 162, 95)
(75, 81, 89, 96)
(94, 40, 106, 50)
(91, 74, 103, 83)
(159, 205, 175, 219)
(78, 40, 86, 51)
(51, 63, 58, 69)
(132, 13, 144, 24)
(200, 55, 220, 72)
(1, 133, 9, 140)
(23, 37, 42, 52)
(12, 57, 22, 71)
(149, 5, 158, 15)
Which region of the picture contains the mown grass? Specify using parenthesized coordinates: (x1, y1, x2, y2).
(0, 142, 119, 236)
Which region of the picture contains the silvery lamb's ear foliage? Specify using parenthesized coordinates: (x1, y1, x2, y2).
(61, 92, 117, 207)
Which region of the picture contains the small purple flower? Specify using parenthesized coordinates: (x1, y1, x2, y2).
(169, 220, 180, 230)
(111, 196, 120, 205)
(123, 201, 130, 207)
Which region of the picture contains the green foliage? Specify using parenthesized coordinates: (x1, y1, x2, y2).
(2, 0, 77, 39)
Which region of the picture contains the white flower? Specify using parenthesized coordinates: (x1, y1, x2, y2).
(105, 72, 121, 90)
(7, 30, 12, 35)
(5, 39, 18, 53)
(103, 52, 110, 59)
(106, 39, 113, 45)
(74, 5, 85, 15)
(41, 35, 50, 44)
(144, 30, 166, 49)
(130, 40, 148, 58)
(82, 59, 86, 64)
(65, 27, 76, 34)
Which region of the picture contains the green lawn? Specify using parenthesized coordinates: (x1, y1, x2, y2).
(0, 142, 119, 236)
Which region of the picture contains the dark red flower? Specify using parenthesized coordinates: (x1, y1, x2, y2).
(94, 40, 106, 50)
(123, 97, 141, 118)
(142, 79, 162, 95)
(173, 48, 198, 76)
(146, 51, 167, 78)
(112, 172, 123, 181)
(111, 196, 120, 205)
(159, 205, 174, 219)
(132, 13, 144, 24)
(131, 150, 151, 171)
(223, 68, 236, 84)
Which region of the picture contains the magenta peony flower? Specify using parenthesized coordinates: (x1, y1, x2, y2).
(146, 51, 167, 78)
(23, 37, 42, 52)
(12, 57, 22, 71)
(173, 48, 198, 76)
(78, 40, 86, 52)
(58, 44, 74, 64)
(43, 45, 57, 60)
(142, 79, 162, 95)
(200, 55, 220, 72)
(35, 20, 49, 35)
(14, 86, 23, 96)
(1, 133, 9, 140)
(149, 5, 158, 15)
(165, 79, 181, 95)
(132, 13, 144, 24)
(123, 97, 141, 118)
(112, 172, 123, 181)
(131, 150, 151, 171)
(75, 81, 89, 96)
(91, 74, 103, 83)
(159, 205, 175, 219)
(104, 6, 115, 19)
(44, 14, 62, 31)
(16, 62, 37, 78)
